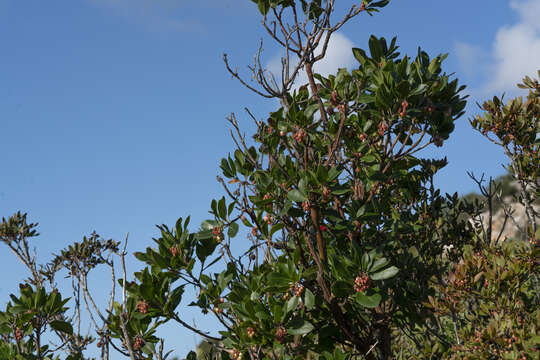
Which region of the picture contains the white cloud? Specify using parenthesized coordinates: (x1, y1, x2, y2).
(454, 41, 485, 77)
(267, 32, 356, 91)
(457, 0, 540, 97)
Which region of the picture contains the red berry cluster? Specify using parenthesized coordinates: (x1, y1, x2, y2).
(378, 121, 388, 136)
(212, 226, 223, 243)
(132, 336, 145, 351)
(275, 326, 287, 343)
(97, 337, 109, 348)
(322, 187, 331, 201)
(137, 300, 149, 314)
(399, 99, 408, 118)
(293, 283, 304, 297)
(432, 135, 443, 147)
(354, 273, 370, 293)
(359, 133, 367, 142)
(15, 328, 23, 342)
(213, 298, 225, 314)
(246, 326, 255, 338)
(170, 246, 179, 257)
(294, 129, 307, 143)
(230, 349, 242, 360)
(330, 90, 339, 106)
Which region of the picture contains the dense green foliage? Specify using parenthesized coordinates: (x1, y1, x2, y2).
(1, 1, 538, 359)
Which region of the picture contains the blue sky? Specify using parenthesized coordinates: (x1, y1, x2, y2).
(1, 0, 539, 358)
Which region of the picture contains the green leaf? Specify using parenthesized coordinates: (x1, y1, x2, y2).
(286, 296, 299, 313)
(201, 220, 218, 231)
(369, 257, 389, 273)
(357, 93, 375, 104)
(327, 167, 341, 181)
(186, 351, 197, 360)
(368, 35, 384, 60)
(227, 223, 239, 238)
(370, 0, 390, 8)
(257, 0, 270, 15)
(267, 273, 291, 290)
(196, 237, 217, 263)
(304, 288, 315, 310)
(409, 84, 427, 96)
(370, 266, 399, 280)
(298, 178, 308, 194)
(270, 223, 284, 237)
(218, 197, 227, 220)
(287, 318, 314, 335)
(166, 286, 185, 313)
(287, 189, 307, 202)
(352, 47, 368, 64)
(49, 320, 73, 335)
(354, 293, 381, 308)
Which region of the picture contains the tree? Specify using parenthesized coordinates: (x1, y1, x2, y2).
(422, 73, 539, 360)
(0, 1, 538, 360)
(131, 1, 473, 359)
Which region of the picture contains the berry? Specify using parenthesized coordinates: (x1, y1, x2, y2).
(294, 129, 307, 143)
(275, 326, 287, 343)
(322, 187, 331, 201)
(330, 89, 339, 106)
(231, 349, 242, 360)
(15, 328, 22, 342)
(433, 135, 443, 147)
(212, 226, 224, 243)
(137, 300, 149, 314)
(354, 273, 370, 292)
(293, 283, 304, 297)
(401, 99, 409, 110)
(132, 336, 145, 351)
(378, 122, 388, 136)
